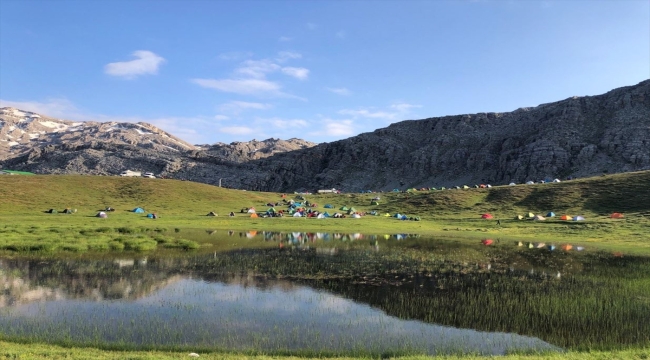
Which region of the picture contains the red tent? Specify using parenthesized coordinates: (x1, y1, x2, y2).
(481, 213, 494, 219)
(610, 213, 624, 219)
(482, 239, 494, 246)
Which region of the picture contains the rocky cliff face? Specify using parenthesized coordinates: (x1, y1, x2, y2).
(1, 79, 649, 191)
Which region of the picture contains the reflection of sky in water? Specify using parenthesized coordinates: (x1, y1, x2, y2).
(0, 279, 561, 355)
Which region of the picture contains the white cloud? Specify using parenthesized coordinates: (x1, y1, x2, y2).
(390, 103, 422, 112)
(338, 109, 396, 119)
(219, 101, 272, 113)
(255, 117, 308, 129)
(336, 30, 346, 39)
(0, 98, 81, 119)
(191, 78, 282, 96)
(214, 115, 230, 121)
(326, 87, 351, 96)
(104, 50, 165, 79)
(279, 36, 292, 42)
(220, 126, 255, 135)
(276, 51, 302, 63)
(309, 119, 355, 137)
(217, 51, 253, 61)
(281, 67, 309, 80)
(235, 59, 281, 78)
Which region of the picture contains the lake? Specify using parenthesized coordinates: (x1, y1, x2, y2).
(0, 230, 648, 355)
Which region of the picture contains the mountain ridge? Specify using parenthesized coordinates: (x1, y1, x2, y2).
(1, 79, 648, 191)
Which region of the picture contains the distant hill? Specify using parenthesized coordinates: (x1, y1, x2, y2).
(1, 79, 648, 191)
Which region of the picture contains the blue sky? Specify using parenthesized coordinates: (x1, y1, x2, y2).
(1, 0, 648, 145)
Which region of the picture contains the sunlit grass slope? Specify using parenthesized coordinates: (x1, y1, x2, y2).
(0, 171, 649, 253)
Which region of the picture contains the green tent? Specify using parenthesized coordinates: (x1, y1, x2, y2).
(340, 206, 349, 211)
(371, 201, 379, 205)
(267, 207, 276, 213)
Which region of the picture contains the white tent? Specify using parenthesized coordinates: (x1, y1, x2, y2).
(317, 213, 325, 219)
(526, 181, 535, 185)
(553, 178, 561, 183)
(351, 214, 361, 218)
(247, 208, 256, 214)
(509, 182, 516, 186)
(293, 212, 302, 217)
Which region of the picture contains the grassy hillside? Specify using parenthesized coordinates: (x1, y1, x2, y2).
(0, 172, 649, 254)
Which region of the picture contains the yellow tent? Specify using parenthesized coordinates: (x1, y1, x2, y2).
(527, 212, 535, 218)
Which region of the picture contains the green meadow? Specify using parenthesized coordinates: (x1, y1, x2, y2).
(1, 172, 649, 360)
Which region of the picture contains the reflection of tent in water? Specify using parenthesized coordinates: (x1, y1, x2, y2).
(246, 231, 257, 239)
(560, 215, 571, 220)
(610, 213, 624, 219)
(96, 212, 108, 218)
(250, 213, 258, 218)
(561, 244, 573, 251)
(133, 207, 145, 213)
(573, 216, 585, 221)
(535, 242, 546, 248)
(527, 212, 535, 218)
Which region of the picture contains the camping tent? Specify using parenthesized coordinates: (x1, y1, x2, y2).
(533, 215, 546, 221)
(133, 207, 145, 213)
(293, 212, 302, 217)
(462, 185, 470, 189)
(247, 208, 256, 214)
(482, 239, 494, 246)
(560, 215, 571, 220)
(561, 244, 573, 251)
(207, 212, 217, 216)
(393, 213, 401, 218)
(250, 213, 259, 218)
(340, 206, 349, 211)
(553, 179, 561, 183)
(47, 209, 58, 214)
(527, 212, 535, 218)
(96, 212, 108, 218)
(267, 207, 276, 213)
(610, 213, 624, 219)
(147, 213, 157, 219)
(546, 212, 556, 217)
(384, 213, 391, 217)
(63, 208, 74, 214)
(351, 214, 361, 218)
(392, 188, 400, 192)
(526, 181, 535, 185)
(481, 213, 494, 219)
(317, 213, 325, 219)
(370, 201, 379, 205)
(573, 216, 585, 221)
(509, 182, 516, 186)
(515, 215, 524, 220)
(324, 204, 333, 208)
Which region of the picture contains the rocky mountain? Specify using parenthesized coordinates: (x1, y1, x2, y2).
(1, 79, 648, 191)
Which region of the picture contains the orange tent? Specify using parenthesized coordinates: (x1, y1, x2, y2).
(250, 213, 258, 218)
(561, 244, 573, 251)
(481, 213, 494, 219)
(610, 213, 624, 219)
(560, 215, 571, 220)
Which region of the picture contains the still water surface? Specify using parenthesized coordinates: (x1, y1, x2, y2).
(1, 230, 648, 354)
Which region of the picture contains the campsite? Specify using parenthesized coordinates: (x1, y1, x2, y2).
(0, 172, 649, 359)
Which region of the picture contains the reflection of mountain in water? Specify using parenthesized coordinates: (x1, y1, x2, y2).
(1, 246, 649, 350)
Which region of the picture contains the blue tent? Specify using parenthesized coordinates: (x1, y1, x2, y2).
(133, 207, 145, 213)
(324, 204, 333, 209)
(392, 188, 400, 192)
(573, 216, 585, 221)
(393, 213, 401, 218)
(323, 212, 331, 217)
(400, 215, 408, 220)
(547, 212, 556, 217)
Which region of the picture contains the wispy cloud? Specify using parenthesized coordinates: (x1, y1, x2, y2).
(220, 126, 256, 135)
(390, 103, 422, 112)
(326, 87, 351, 96)
(309, 119, 355, 137)
(281, 67, 309, 80)
(104, 50, 165, 79)
(236, 59, 281, 78)
(276, 51, 302, 63)
(217, 51, 253, 61)
(0, 98, 81, 119)
(279, 36, 292, 42)
(338, 109, 397, 119)
(191, 78, 282, 96)
(214, 115, 230, 121)
(255, 117, 308, 129)
(219, 101, 272, 113)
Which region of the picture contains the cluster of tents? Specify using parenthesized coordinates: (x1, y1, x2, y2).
(94, 207, 157, 219)
(46, 208, 77, 214)
(481, 238, 585, 252)
(482, 212, 625, 221)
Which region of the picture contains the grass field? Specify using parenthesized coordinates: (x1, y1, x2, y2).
(0, 171, 649, 254)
